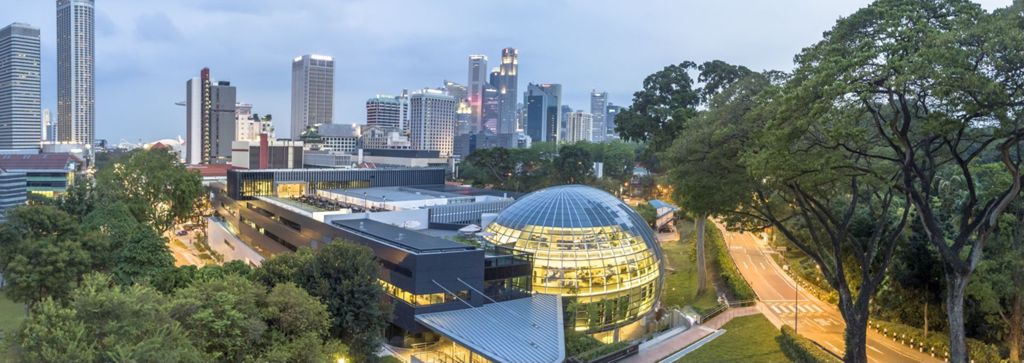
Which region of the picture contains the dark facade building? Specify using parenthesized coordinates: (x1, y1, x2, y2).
(525, 83, 561, 143)
(211, 168, 542, 357)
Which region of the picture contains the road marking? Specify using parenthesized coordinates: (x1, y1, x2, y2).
(742, 262, 749, 269)
(825, 341, 840, 353)
(759, 262, 767, 270)
(868, 344, 883, 354)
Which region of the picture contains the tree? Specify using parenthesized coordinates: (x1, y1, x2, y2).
(614, 62, 701, 155)
(783, 1, 1024, 360)
(665, 69, 912, 363)
(83, 202, 175, 286)
(96, 149, 205, 234)
(550, 144, 594, 185)
(255, 242, 388, 362)
(169, 274, 267, 362)
(56, 177, 98, 219)
(968, 194, 1024, 361)
(461, 147, 516, 189)
(0, 206, 106, 306)
(16, 274, 203, 363)
(634, 203, 657, 228)
(664, 73, 773, 293)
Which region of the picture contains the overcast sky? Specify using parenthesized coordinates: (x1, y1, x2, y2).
(0, 0, 1013, 144)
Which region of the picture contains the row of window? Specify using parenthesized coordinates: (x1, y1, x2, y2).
(378, 280, 469, 307)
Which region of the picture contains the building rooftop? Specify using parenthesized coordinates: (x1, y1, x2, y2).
(325, 186, 464, 203)
(415, 294, 565, 363)
(331, 219, 474, 254)
(0, 153, 81, 171)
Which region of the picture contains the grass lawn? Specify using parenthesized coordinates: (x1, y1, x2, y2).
(676, 314, 788, 363)
(0, 291, 25, 335)
(660, 220, 718, 313)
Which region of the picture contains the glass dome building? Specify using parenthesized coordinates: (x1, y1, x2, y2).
(482, 185, 664, 335)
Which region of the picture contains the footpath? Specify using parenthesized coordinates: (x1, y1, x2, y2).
(617, 306, 759, 363)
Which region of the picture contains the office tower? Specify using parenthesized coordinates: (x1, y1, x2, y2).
(56, 0, 95, 145)
(408, 88, 456, 156)
(590, 90, 608, 142)
(565, 111, 593, 143)
(482, 85, 500, 133)
(496, 48, 518, 134)
(291, 54, 334, 138)
(0, 23, 41, 150)
(467, 55, 488, 133)
(185, 68, 235, 164)
(524, 83, 561, 143)
(41, 109, 53, 142)
(0, 169, 27, 222)
(366, 95, 400, 129)
(606, 103, 624, 139)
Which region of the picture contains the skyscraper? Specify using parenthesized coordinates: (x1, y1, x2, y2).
(606, 103, 624, 139)
(524, 83, 561, 143)
(291, 54, 334, 138)
(42, 109, 53, 142)
(0, 23, 41, 150)
(565, 111, 593, 144)
(482, 85, 500, 133)
(56, 0, 95, 145)
(590, 90, 608, 142)
(408, 88, 456, 156)
(366, 94, 408, 130)
(467, 55, 488, 133)
(185, 68, 235, 164)
(496, 48, 519, 134)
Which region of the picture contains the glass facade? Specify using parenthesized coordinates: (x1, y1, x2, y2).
(481, 185, 663, 333)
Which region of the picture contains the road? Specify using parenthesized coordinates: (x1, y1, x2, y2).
(720, 225, 939, 363)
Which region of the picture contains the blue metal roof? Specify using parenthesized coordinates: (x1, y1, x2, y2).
(415, 294, 565, 363)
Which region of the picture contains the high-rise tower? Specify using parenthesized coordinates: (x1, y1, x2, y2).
(467, 55, 488, 133)
(0, 23, 42, 150)
(589, 90, 608, 142)
(524, 83, 562, 143)
(409, 89, 456, 156)
(291, 54, 334, 138)
(496, 48, 519, 134)
(56, 0, 95, 145)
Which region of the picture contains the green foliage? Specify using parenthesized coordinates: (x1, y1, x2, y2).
(550, 144, 595, 185)
(575, 341, 631, 362)
(169, 274, 267, 362)
(96, 149, 205, 234)
(705, 224, 756, 301)
(254, 242, 388, 362)
(564, 328, 603, 357)
(461, 141, 638, 193)
(16, 274, 203, 363)
(870, 320, 1001, 363)
(83, 202, 175, 286)
(778, 326, 842, 363)
(0, 205, 106, 305)
(633, 203, 657, 228)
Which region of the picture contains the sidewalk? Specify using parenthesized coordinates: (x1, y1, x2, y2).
(618, 306, 759, 363)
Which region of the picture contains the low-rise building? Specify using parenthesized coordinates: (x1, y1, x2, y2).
(230, 135, 303, 170)
(0, 152, 82, 197)
(0, 169, 27, 222)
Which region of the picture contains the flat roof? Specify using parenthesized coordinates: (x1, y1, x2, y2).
(415, 294, 565, 363)
(331, 219, 474, 254)
(324, 186, 464, 203)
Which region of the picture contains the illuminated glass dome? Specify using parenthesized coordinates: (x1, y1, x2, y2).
(482, 185, 664, 333)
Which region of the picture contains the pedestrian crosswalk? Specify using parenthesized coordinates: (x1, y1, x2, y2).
(765, 302, 827, 315)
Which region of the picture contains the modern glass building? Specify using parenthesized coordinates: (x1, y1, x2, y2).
(481, 185, 664, 339)
(524, 83, 561, 143)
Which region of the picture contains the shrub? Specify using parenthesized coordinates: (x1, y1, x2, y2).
(564, 329, 603, 358)
(778, 326, 842, 363)
(705, 224, 756, 301)
(575, 341, 632, 362)
(870, 320, 1001, 362)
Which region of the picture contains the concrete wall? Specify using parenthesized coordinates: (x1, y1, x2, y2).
(207, 217, 265, 266)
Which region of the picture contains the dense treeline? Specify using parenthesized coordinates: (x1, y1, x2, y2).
(459, 141, 641, 194)
(0, 149, 389, 362)
(614, 1, 1024, 362)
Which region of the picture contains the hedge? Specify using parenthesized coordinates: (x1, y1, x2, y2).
(870, 320, 1001, 362)
(778, 326, 843, 363)
(574, 341, 632, 362)
(705, 222, 757, 301)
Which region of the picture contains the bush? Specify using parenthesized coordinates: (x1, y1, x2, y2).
(575, 341, 632, 362)
(870, 320, 1001, 362)
(778, 326, 842, 363)
(705, 224, 756, 301)
(564, 329, 603, 358)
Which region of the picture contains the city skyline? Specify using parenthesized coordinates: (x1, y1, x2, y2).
(0, 0, 1012, 143)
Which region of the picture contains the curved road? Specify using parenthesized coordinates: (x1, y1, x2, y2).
(720, 225, 940, 363)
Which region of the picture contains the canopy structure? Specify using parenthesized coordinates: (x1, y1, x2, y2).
(415, 294, 565, 363)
